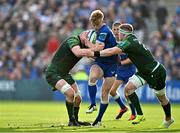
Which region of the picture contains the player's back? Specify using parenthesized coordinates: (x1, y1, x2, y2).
(46, 36, 82, 76)
(119, 34, 157, 74)
(95, 24, 118, 64)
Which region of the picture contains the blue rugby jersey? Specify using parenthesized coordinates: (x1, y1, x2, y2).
(95, 24, 118, 64)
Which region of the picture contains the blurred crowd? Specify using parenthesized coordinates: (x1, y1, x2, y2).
(0, 0, 179, 80)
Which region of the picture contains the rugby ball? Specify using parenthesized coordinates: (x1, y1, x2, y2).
(87, 30, 97, 44)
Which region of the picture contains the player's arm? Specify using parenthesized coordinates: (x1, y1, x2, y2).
(85, 39, 105, 51)
(93, 40, 130, 57)
(121, 58, 133, 65)
(94, 46, 122, 57)
(85, 31, 109, 51)
(71, 45, 92, 57)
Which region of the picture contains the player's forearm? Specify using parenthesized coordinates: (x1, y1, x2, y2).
(85, 39, 104, 51)
(90, 45, 104, 51)
(99, 49, 115, 57)
(121, 58, 133, 65)
(76, 49, 93, 57)
(94, 47, 122, 57)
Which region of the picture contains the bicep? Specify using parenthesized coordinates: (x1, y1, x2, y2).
(71, 45, 81, 56)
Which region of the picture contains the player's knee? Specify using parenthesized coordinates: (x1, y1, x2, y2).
(75, 95, 82, 104)
(102, 89, 110, 99)
(66, 89, 75, 102)
(157, 95, 169, 105)
(124, 86, 134, 96)
(88, 77, 97, 86)
(110, 89, 116, 97)
(75, 91, 82, 103)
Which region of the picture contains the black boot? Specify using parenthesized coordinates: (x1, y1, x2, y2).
(65, 101, 80, 126)
(74, 107, 91, 126)
(68, 116, 80, 126)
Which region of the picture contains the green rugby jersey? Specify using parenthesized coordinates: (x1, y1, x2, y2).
(46, 36, 84, 76)
(116, 34, 158, 74)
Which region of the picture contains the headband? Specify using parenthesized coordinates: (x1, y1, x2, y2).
(119, 28, 132, 35)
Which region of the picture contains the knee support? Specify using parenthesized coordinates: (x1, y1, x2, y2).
(88, 80, 97, 86)
(60, 83, 71, 94)
(154, 87, 166, 96)
(113, 92, 120, 100)
(128, 75, 146, 89)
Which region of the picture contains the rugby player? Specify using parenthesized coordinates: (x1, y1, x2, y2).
(90, 23, 174, 128)
(110, 22, 136, 121)
(85, 10, 118, 126)
(45, 32, 92, 126)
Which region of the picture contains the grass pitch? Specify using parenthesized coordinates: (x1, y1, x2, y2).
(0, 101, 180, 132)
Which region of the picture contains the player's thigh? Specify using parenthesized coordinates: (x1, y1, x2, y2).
(102, 77, 115, 94)
(111, 79, 124, 93)
(148, 64, 166, 91)
(89, 64, 104, 80)
(46, 72, 74, 97)
(125, 74, 146, 95)
(46, 72, 64, 91)
(71, 82, 81, 97)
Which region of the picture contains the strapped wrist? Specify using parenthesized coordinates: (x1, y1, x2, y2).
(94, 51, 100, 57)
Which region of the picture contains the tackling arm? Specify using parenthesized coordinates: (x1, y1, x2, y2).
(94, 46, 123, 57)
(121, 58, 133, 65)
(85, 39, 105, 51)
(71, 45, 92, 57)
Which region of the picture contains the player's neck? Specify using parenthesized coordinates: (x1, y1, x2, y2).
(96, 23, 105, 31)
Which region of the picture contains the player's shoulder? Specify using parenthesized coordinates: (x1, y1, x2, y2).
(99, 24, 111, 33)
(126, 34, 137, 42)
(66, 35, 80, 43)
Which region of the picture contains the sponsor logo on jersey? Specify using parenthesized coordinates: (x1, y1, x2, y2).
(98, 33, 107, 41)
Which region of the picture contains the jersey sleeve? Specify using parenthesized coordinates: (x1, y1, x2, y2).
(116, 40, 131, 52)
(67, 37, 80, 49)
(96, 32, 108, 44)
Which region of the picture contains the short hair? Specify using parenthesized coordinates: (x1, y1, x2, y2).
(89, 10, 104, 26)
(112, 21, 121, 27)
(119, 23, 133, 34)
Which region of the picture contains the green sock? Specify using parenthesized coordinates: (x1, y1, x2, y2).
(128, 92, 143, 115)
(74, 107, 80, 121)
(65, 101, 74, 121)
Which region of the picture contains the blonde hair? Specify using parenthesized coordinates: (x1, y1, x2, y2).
(89, 10, 104, 26)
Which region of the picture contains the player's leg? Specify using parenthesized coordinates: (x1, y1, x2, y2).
(87, 64, 104, 113)
(70, 82, 91, 126)
(125, 95, 136, 121)
(55, 78, 80, 126)
(156, 91, 174, 128)
(46, 73, 78, 126)
(123, 76, 136, 121)
(124, 74, 146, 124)
(92, 76, 115, 126)
(150, 64, 174, 128)
(110, 79, 128, 119)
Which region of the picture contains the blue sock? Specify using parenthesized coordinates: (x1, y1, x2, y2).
(96, 103, 108, 122)
(129, 103, 136, 116)
(115, 97, 126, 109)
(88, 85, 97, 106)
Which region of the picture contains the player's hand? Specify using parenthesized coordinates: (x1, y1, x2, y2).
(86, 49, 94, 57)
(117, 57, 122, 65)
(80, 31, 88, 40)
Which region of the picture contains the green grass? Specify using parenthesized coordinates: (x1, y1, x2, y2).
(0, 101, 180, 132)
